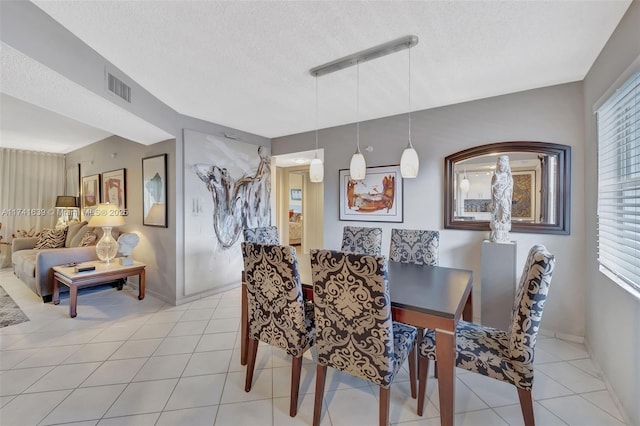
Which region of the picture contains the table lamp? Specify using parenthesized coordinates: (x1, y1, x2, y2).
(55, 195, 79, 228)
(88, 202, 125, 264)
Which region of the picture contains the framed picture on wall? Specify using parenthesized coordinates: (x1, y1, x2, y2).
(101, 168, 126, 211)
(80, 174, 101, 221)
(339, 165, 404, 222)
(142, 154, 168, 227)
(512, 170, 536, 221)
(290, 188, 302, 200)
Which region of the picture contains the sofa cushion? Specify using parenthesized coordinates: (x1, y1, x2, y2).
(69, 224, 90, 247)
(65, 221, 88, 248)
(80, 231, 98, 247)
(12, 249, 38, 278)
(34, 228, 67, 249)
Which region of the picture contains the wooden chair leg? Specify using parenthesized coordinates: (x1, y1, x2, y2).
(290, 356, 303, 417)
(517, 387, 535, 426)
(313, 364, 327, 426)
(408, 342, 417, 399)
(433, 360, 438, 378)
(379, 386, 390, 426)
(244, 337, 259, 392)
(417, 356, 430, 416)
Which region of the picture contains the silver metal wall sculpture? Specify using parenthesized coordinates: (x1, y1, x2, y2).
(193, 145, 271, 248)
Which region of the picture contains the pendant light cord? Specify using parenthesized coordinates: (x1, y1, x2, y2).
(315, 75, 319, 151)
(356, 60, 361, 153)
(408, 44, 413, 148)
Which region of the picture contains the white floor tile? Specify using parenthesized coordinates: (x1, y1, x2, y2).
(14, 344, 82, 368)
(272, 364, 316, 398)
(129, 322, 174, 340)
(531, 369, 575, 400)
(0, 389, 70, 426)
(195, 331, 237, 352)
(26, 362, 101, 392)
(221, 369, 272, 404)
(41, 384, 126, 425)
(458, 372, 520, 407)
(105, 379, 177, 418)
(81, 358, 147, 387)
(493, 401, 567, 425)
(535, 362, 606, 393)
(146, 310, 185, 324)
(62, 341, 124, 364)
(580, 390, 625, 422)
(205, 318, 240, 334)
(183, 349, 233, 376)
(156, 405, 218, 425)
(109, 338, 162, 359)
(423, 376, 489, 414)
(569, 358, 602, 379)
(133, 354, 190, 381)
(167, 320, 208, 336)
(0, 348, 38, 370)
(214, 399, 272, 426)
(97, 412, 160, 425)
(540, 394, 625, 425)
(0, 366, 52, 396)
(0, 395, 15, 408)
(179, 308, 214, 322)
(273, 395, 330, 426)
(536, 338, 590, 361)
(454, 408, 509, 425)
(164, 373, 227, 410)
(153, 335, 200, 355)
(324, 387, 378, 426)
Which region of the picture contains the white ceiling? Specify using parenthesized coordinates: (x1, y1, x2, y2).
(0, 1, 632, 152)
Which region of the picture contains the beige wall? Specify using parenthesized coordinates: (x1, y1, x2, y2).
(65, 136, 178, 304)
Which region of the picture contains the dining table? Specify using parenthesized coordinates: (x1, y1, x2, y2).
(240, 259, 473, 426)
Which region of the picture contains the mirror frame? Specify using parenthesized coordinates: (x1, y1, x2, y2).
(444, 141, 571, 235)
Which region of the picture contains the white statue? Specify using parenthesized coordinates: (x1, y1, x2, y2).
(490, 155, 513, 243)
(117, 233, 140, 261)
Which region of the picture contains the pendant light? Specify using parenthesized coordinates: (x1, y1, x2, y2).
(460, 169, 470, 193)
(309, 75, 324, 182)
(400, 44, 419, 178)
(350, 60, 366, 180)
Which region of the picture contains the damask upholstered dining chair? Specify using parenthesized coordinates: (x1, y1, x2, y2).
(242, 226, 280, 245)
(340, 225, 383, 255)
(417, 244, 555, 426)
(310, 249, 417, 426)
(389, 229, 439, 265)
(241, 242, 315, 417)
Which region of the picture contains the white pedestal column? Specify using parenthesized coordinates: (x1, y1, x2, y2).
(481, 240, 517, 331)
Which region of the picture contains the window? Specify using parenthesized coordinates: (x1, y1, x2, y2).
(596, 69, 640, 293)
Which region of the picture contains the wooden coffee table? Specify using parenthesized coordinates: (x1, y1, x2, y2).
(52, 260, 146, 318)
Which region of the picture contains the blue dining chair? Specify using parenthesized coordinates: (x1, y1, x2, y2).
(310, 249, 417, 426)
(241, 242, 315, 417)
(341, 225, 383, 255)
(389, 229, 439, 266)
(242, 226, 280, 245)
(417, 244, 555, 426)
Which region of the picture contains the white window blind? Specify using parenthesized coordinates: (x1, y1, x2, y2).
(596, 69, 640, 293)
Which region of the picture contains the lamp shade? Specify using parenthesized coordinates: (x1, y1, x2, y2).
(350, 151, 366, 180)
(88, 203, 125, 227)
(400, 143, 419, 178)
(309, 158, 324, 183)
(55, 196, 78, 208)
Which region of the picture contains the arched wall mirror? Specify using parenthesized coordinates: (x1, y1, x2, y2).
(444, 141, 571, 235)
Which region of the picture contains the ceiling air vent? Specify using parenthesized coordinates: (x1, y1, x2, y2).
(107, 72, 131, 103)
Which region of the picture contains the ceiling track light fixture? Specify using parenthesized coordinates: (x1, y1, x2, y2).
(309, 35, 419, 181)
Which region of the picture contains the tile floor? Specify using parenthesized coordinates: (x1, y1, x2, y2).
(0, 268, 628, 425)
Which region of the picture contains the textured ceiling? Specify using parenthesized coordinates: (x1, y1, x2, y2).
(0, 1, 632, 151)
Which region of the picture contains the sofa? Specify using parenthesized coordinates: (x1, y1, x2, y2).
(11, 221, 106, 302)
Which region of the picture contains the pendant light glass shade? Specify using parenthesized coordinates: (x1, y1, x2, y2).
(460, 176, 470, 192)
(310, 156, 324, 182)
(401, 141, 419, 178)
(350, 149, 366, 180)
(309, 75, 324, 183)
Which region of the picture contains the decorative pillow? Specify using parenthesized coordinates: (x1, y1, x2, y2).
(69, 224, 89, 247)
(34, 228, 67, 249)
(65, 220, 88, 248)
(80, 231, 97, 247)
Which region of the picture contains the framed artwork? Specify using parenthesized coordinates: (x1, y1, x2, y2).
(142, 154, 168, 227)
(512, 170, 536, 221)
(101, 168, 126, 211)
(290, 188, 302, 200)
(80, 174, 101, 221)
(339, 165, 403, 222)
